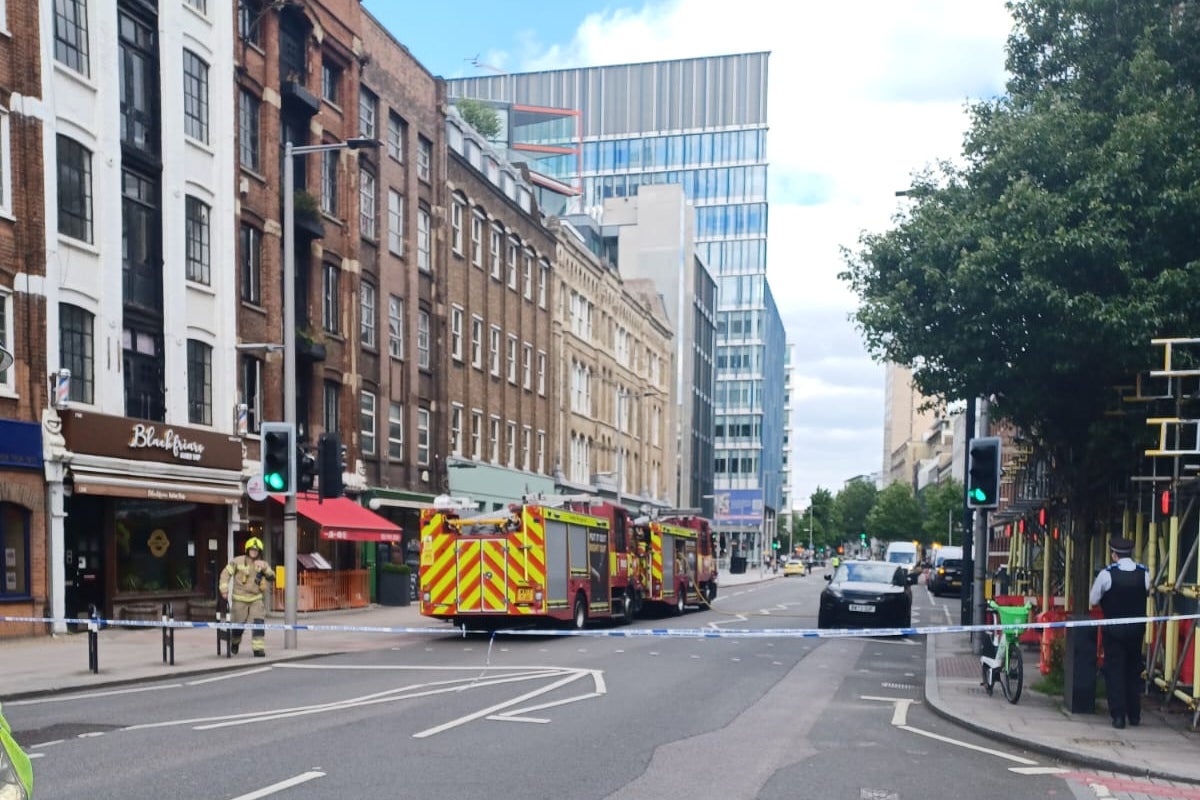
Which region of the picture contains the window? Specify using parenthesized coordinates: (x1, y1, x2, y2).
(416, 407, 430, 466)
(522, 343, 532, 390)
(386, 113, 404, 162)
(450, 405, 463, 457)
(537, 351, 546, 395)
(538, 259, 549, 308)
(379, 193, 402, 258)
(416, 206, 431, 272)
(322, 60, 341, 105)
(322, 263, 340, 333)
(321, 149, 338, 214)
(359, 167, 376, 239)
(360, 282, 376, 348)
(185, 196, 211, 284)
(505, 421, 516, 467)
(388, 402, 404, 460)
(360, 391, 376, 455)
(450, 196, 464, 254)
(388, 295, 403, 358)
(490, 224, 502, 279)
(521, 426, 531, 471)
(359, 86, 377, 139)
(185, 0, 207, 13)
(537, 431, 546, 473)
(59, 304, 93, 404)
(237, 0, 261, 45)
(507, 238, 518, 289)
(489, 416, 500, 463)
(489, 325, 500, 376)
(239, 223, 261, 304)
(0, 110, 9, 215)
(506, 335, 517, 383)
(119, 10, 158, 157)
(417, 309, 430, 369)
(470, 315, 482, 369)
(0, 503, 30, 599)
(523, 250, 534, 300)
(0, 291, 11, 390)
(182, 50, 209, 144)
(417, 136, 431, 181)
(471, 212, 484, 267)
(57, 136, 92, 243)
(186, 340, 212, 425)
(240, 356, 261, 433)
(238, 90, 260, 171)
(54, 0, 89, 76)
(470, 411, 482, 459)
(323, 380, 340, 433)
(450, 306, 463, 361)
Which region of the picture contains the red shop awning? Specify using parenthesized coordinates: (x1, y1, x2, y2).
(272, 495, 403, 543)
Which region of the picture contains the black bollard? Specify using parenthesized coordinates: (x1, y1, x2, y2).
(87, 603, 99, 674)
(161, 601, 175, 665)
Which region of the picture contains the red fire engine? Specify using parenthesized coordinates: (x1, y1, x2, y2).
(418, 497, 640, 629)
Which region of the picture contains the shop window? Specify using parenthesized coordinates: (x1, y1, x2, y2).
(114, 499, 208, 595)
(0, 502, 29, 598)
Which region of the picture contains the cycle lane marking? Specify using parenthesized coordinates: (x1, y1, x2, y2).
(228, 771, 325, 799)
(864, 695, 1040, 766)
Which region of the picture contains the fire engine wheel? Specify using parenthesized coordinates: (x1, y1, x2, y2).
(675, 586, 687, 616)
(703, 582, 717, 604)
(573, 596, 588, 630)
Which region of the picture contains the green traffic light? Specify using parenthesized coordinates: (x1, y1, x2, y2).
(969, 487, 989, 502)
(264, 472, 286, 491)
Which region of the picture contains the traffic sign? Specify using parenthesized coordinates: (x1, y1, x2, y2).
(247, 474, 268, 502)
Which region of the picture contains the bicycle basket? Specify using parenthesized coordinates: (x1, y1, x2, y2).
(990, 602, 1033, 633)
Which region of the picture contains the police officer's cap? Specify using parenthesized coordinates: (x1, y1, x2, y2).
(1109, 537, 1134, 556)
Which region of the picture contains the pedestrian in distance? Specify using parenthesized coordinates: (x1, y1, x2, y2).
(1089, 536, 1150, 729)
(221, 536, 276, 657)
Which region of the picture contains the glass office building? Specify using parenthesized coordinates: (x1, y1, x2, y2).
(450, 53, 789, 557)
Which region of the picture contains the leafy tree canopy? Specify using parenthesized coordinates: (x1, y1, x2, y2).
(865, 482, 923, 543)
(456, 98, 502, 139)
(919, 478, 964, 546)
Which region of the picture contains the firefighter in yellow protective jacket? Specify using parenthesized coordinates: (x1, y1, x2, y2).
(221, 537, 275, 657)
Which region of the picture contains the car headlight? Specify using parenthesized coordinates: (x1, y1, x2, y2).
(825, 587, 843, 599)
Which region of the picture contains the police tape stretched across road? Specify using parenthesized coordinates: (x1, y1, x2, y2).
(0, 611, 1196, 640)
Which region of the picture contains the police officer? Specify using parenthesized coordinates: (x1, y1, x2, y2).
(221, 537, 275, 657)
(1089, 536, 1150, 729)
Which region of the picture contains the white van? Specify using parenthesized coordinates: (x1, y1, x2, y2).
(884, 541, 921, 585)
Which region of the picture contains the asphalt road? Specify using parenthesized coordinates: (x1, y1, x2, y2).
(11, 577, 1096, 799)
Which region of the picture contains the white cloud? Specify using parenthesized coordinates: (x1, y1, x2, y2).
(511, 1, 1013, 508)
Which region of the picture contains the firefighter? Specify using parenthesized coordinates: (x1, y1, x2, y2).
(221, 537, 275, 657)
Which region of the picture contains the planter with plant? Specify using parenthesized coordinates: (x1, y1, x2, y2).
(292, 190, 325, 239)
(378, 562, 412, 606)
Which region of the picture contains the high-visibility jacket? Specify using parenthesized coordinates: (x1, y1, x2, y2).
(0, 702, 33, 798)
(222, 555, 273, 603)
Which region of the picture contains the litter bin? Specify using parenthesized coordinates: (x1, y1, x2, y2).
(730, 555, 747, 574)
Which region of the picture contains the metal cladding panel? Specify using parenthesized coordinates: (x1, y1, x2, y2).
(544, 518, 569, 602)
(448, 53, 769, 137)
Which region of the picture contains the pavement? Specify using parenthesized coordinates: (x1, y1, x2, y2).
(4, 565, 1199, 784)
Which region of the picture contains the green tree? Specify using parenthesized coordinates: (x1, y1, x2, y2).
(456, 98, 502, 139)
(832, 479, 876, 544)
(865, 482, 923, 543)
(920, 478, 964, 546)
(840, 0, 1200, 610)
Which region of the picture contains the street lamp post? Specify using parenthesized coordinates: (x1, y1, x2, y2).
(281, 137, 378, 650)
(808, 504, 814, 553)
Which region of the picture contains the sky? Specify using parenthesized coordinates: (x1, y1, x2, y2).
(363, 0, 1016, 510)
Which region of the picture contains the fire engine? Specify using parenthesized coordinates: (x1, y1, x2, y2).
(418, 496, 640, 629)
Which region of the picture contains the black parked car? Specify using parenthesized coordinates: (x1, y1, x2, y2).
(818, 560, 912, 630)
(928, 550, 965, 596)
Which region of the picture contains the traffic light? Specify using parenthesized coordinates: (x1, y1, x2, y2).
(859, 532, 867, 543)
(1161, 490, 1173, 516)
(260, 422, 296, 495)
(297, 447, 317, 493)
(967, 436, 1001, 509)
(318, 432, 344, 499)
(772, 540, 780, 550)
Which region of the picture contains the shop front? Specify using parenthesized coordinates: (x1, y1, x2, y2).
(55, 410, 244, 625)
(266, 494, 402, 611)
(0, 419, 48, 638)
(362, 488, 436, 600)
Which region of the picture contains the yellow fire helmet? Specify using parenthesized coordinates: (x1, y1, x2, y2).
(245, 537, 264, 553)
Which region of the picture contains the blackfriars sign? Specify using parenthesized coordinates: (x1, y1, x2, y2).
(60, 410, 242, 471)
(128, 424, 206, 462)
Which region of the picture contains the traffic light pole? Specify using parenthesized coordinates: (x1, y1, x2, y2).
(960, 398, 976, 641)
(283, 143, 298, 651)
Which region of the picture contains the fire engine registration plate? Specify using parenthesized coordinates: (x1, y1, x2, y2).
(516, 587, 534, 603)
(849, 603, 875, 613)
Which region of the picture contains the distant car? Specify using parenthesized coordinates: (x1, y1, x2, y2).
(928, 546, 964, 596)
(783, 558, 807, 576)
(884, 541, 923, 585)
(818, 560, 913, 630)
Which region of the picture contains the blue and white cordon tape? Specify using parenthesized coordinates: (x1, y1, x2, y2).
(1, 612, 1196, 640)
